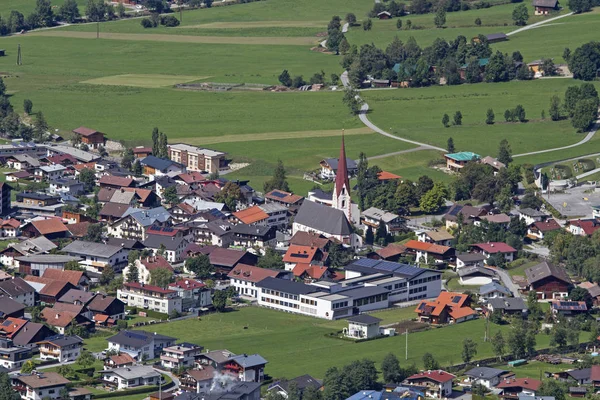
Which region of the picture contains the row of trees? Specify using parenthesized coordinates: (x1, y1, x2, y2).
(278, 69, 339, 88)
(564, 83, 599, 132)
(0, 78, 49, 142)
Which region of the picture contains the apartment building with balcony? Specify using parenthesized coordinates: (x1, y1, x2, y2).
(168, 144, 228, 174)
(37, 335, 83, 363)
(0, 338, 32, 370)
(160, 343, 204, 370)
(118, 283, 182, 314)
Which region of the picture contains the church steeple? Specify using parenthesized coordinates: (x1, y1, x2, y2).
(332, 131, 352, 221)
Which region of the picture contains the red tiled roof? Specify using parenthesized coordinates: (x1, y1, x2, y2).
(289, 232, 330, 249)
(93, 314, 109, 323)
(0, 317, 27, 337)
(99, 175, 134, 187)
(146, 226, 183, 237)
(472, 242, 516, 254)
(133, 147, 152, 154)
(377, 171, 402, 181)
(42, 269, 83, 286)
(292, 264, 329, 279)
(0, 219, 20, 229)
(496, 378, 542, 391)
(233, 206, 269, 224)
(124, 282, 176, 294)
(177, 172, 206, 184)
(176, 203, 196, 215)
(170, 279, 206, 290)
(73, 127, 101, 137)
(31, 219, 69, 235)
(407, 370, 455, 384)
(415, 292, 473, 319)
(591, 365, 600, 382)
(47, 154, 78, 165)
(404, 240, 451, 255)
(532, 219, 561, 232)
(73, 163, 96, 171)
(376, 243, 407, 259)
(283, 245, 319, 263)
(265, 190, 304, 205)
(228, 264, 279, 283)
(40, 281, 73, 297)
(110, 353, 135, 365)
(567, 219, 600, 236)
(140, 256, 174, 272)
(67, 222, 92, 238)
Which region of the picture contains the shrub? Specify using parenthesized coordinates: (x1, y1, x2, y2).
(140, 18, 153, 28)
(160, 15, 180, 27)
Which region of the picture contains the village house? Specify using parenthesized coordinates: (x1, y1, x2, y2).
(496, 377, 541, 399)
(527, 219, 561, 240)
(140, 156, 186, 177)
(160, 343, 203, 371)
(16, 255, 81, 278)
(180, 366, 216, 394)
(99, 175, 136, 190)
(578, 281, 600, 306)
(0, 338, 32, 371)
(551, 300, 587, 316)
(319, 157, 357, 180)
(37, 335, 83, 362)
(475, 213, 512, 228)
(144, 235, 189, 264)
(374, 243, 407, 262)
(48, 178, 84, 196)
(264, 190, 304, 209)
(202, 247, 258, 274)
(123, 255, 174, 285)
(104, 353, 135, 370)
(72, 127, 106, 149)
(108, 206, 172, 240)
(470, 242, 517, 264)
(21, 219, 70, 241)
(14, 192, 62, 216)
(12, 372, 72, 400)
(457, 266, 496, 285)
(223, 354, 268, 383)
(565, 218, 600, 236)
(168, 143, 228, 174)
(464, 367, 513, 389)
(479, 281, 512, 301)
(0, 318, 54, 348)
(417, 229, 454, 246)
(168, 279, 212, 309)
(525, 261, 572, 300)
(267, 375, 322, 399)
(34, 165, 66, 182)
(344, 314, 382, 340)
(0, 297, 25, 319)
(228, 264, 289, 298)
(231, 224, 277, 249)
(40, 305, 94, 335)
(444, 152, 480, 171)
(101, 365, 162, 390)
(107, 330, 176, 360)
(518, 208, 550, 226)
(0, 236, 57, 270)
(455, 253, 486, 269)
(6, 154, 40, 171)
(480, 156, 506, 174)
(86, 293, 126, 321)
(487, 297, 528, 316)
(292, 264, 332, 283)
(62, 241, 129, 272)
(403, 370, 455, 398)
(533, 0, 559, 14)
(118, 282, 182, 314)
(233, 204, 288, 229)
(283, 245, 327, 271)
(404, 240, 454, 265)
(0, 278, 36, 307)
(444, 204, 486, 228)
(361, 207, 405, 235)
(415, 292, 476, 324)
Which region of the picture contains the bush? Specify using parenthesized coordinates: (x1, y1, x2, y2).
(160, 15, 180, 27)
(140, 18, 153, 28)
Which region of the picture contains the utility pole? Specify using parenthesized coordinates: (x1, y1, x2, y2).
(97, 21, 99, 39)
(179, 1, 183, 22)
(405, 328, 408, 360)
(16, 44, 22, 66)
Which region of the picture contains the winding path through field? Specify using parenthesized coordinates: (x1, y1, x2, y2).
(506, 11, 574, 36)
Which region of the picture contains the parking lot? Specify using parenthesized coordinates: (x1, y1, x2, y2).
(546, 184, 600, 218)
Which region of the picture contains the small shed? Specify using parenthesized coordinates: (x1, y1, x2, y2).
(485, 33, 508, 43)
(0, 50, 5, 57)
(345, 314, 382, 339)
(377, 11, 392, 19)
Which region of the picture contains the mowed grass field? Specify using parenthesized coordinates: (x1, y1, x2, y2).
(83, 307, 583, 379)
(362, 79, 600, 157)
(0, 0, 87, 17)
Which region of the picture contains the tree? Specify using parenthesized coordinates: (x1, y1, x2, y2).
(565, 85, 582, 115)
(162, 185, 179, 205)
(465, 59, 481, 83)
(83, 223, 103, 243)
(8, 11, 26, 33)
(291, 75, 305, 88)
(57, 365, 73, 378)
(346, 13, 357, 25)
(278, 70, 292, 87)
(498, 139, 513, 165)
(214, 181, 243, 211)
(434, 6, 446, 28)
(213, 289, 229, 312)
(538, 380, 567, 400)
(504, 109, 514, 122)
(486, 108, 495, 124)
(514, 104, 526, 122)
(100, 266, 115, 285)
(492, 331, 505, 361)
(550, 325, 568, 349)
(23, 99, 33, 115)
(21, 360, 36, 373)
(185, 255, 214, 278)
(86, 0, 108, 22)
(126, 265, 139, 282)
(365, 226, 374, 245)
(572, 98, 598, 132)
(302, 385, 322, 400)
(520, 190, 542, 210)
(286, 382, 301, 400)
(420, 182, 447, 214)
(422, 352, 439, 370)
(396, 19, 402, 29)
(541, 58, 557, 76)
(64, 260, 83, 271)
(34, 112, 48, 141)
(342, 87, 363, 115)
(474, 17, 481, 25)
(447, 137, 455, 153)
(363, 18, 373, 31)
(0, 372, 19, 400)
(568, 0, 592, 13)
(77, 350, 95, 368)
(58, 0, 80, 23)
(381, 353, 401, 383)
(36, 0, 55, 27)
(323, 367, 347, 400)
(258, 248, 284, 269)
(453, 111, 462, 126)
(152, 127, 159, 156)
(442, 113, 450, 127)
(158, 131, 168, 158)
(549, 95, 561, 121)
(116, 2, 126, 17)
(512, 4, 529, 26)
(462, 338, 478, 363)
(150, 267, 173, 287)
(328, 243, 352, 267)
(563, 47, 571, 63)
(264, 159, 290, 193)
(132, 160, 143, 176)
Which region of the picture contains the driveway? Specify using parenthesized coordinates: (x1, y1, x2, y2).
(490, 266, 521, 297)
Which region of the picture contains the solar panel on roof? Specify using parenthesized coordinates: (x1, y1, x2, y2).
(354, 258, 380, 267)
(448, 206, 462, 216)
(2, 320, 12, 326)
(125, 332, 148, 340)
(270, 191, 287, 198)
(451, 296, 461, 303)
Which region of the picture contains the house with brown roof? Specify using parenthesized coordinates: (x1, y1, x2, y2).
(374, 243, 407, 262)
(40, 305, 95, 334)
(21, 218, 69, 240)
(497, 377, 542, 399)
(0, 278, 36, 307)
(12, 372, 73, 400)
(444, 204, 487, 228)
(1, 318, 54, 348)
(533, 0, 558, 15)
(292, 264, 332, 282)
(99, 202, 130, 223)
(527, 219, 561, 240)
(42, 269, 88, 289)
(228, 264, 289, 298)
(404, 240, 454, 265)
(0, 219, 20, 238)
(415, 292, 476, 324)
(118, 283, 182, 314)
(180, 365, 216, 394)
(283, 245, 327, 271)
(525, 261, 572, 300)
(0, 297, 25, 319)
(73, 126, 105, 149)
(578, 281, 600, 306)
(99, 175, 136, 190)
(265, 190, 304, 208)
(289, 231, 330, 251)
(233, 206, 269, 226)
(38, 281, 77, 305)
(104, 352, 135, 370)
(123, 255, 174, 285)
(404, 370, 455, 398)
(200, 247, 258, 273)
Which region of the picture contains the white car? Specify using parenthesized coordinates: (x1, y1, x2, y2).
(135, 4, 143, 9)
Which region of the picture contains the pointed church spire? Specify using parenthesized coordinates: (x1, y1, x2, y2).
(335, 130, 350, 197)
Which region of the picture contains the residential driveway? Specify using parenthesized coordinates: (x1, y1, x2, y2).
(490, 266, 521, 298)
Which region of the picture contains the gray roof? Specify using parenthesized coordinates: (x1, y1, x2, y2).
(338, 285, 390, 299)
(294, 200, 352, 236)
(519, 208, 548, 217)
(525, 261, 571, 285)
(465, 367, 508, 380)
(15, 255, 81, 264)
(256, 277, 319, 295)
(0, 278, 35, 297)
(231, 224, 273, 237)
(456, 252, 486, 263)
(0, 296, 25, 316)
(486, 33, 507, 41)
(347, 314, 382, 325)
(229, 353, 268, 368)
(58, 289, 95, 304)
(40, 334, 83, 347)
(457, 266, 495, 278)
(479, 281, 511, 296)
(200, 349, 235, 364)
(42, 144, 99, 162)
(273, 375, 322, 393)
(11, 236, 57, 255)
(362, 207, 401, 223)
(323, 157, 357, 170)
(566, 368, 591, 381)
(108, 330, 175, 349)
(143, 235, 186, 251)
(122, 206, 172, 227)
(488, 297, 528, 311)
(101, 365, 160, 380)
(532, 0, 558, 7)
(62, 241, 124, 258)
(140, 156, 183, 172)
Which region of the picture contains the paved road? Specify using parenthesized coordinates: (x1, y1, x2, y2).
(491, 266, 521, 297)
(506, 12, 574, 36)
(156, 368, 180, 392)
(514, 117, 599, 158)
(342, 22, 349, 33)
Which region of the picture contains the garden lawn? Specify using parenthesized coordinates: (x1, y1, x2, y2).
(362, 79, 600, 158)
(362, 150, 451, 184)
(506, 259, 539, 278)
(94, 306, 578, 379)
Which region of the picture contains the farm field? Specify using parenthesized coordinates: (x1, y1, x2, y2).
(0, 0, 87, 17)
(80, 306, 586, 379)
(362, 79, 600, 158)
